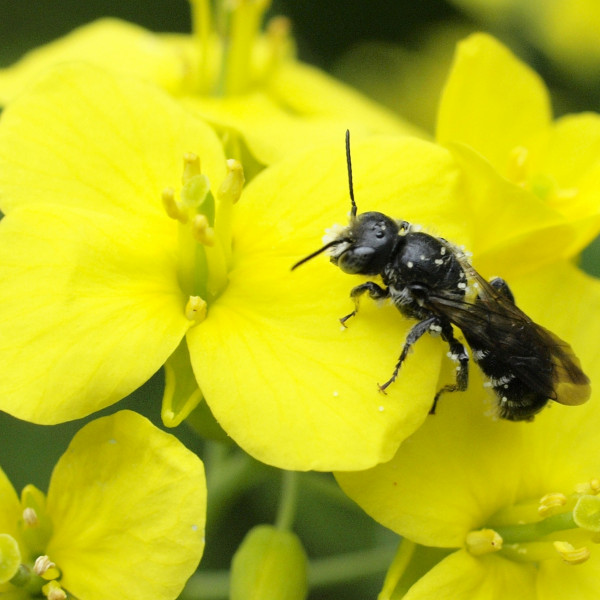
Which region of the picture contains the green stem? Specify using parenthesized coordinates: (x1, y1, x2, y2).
(494, 511, 577, 544)
(275, 470, 299, 530)
(308, 545, 397, 589)
(205, 445, 272, 524)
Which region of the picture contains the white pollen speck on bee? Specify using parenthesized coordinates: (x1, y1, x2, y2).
(457, 282, 467, 289)
(440, 247, 446, 255)
(407, 261, 414, 268)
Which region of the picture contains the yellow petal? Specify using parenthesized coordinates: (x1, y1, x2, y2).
(0, 62, 226, 217)
(538, 552, 600, 600)
(184, 92, 413, 167)
(270, 61, 422, 137)
(402, 551, 536, 600)
(0, 19, 190, 105)
(188, 136, 468, 471)
(448, 142, 577, 277)
(437, 33, 552, 175)
(336, 379, 524, 546)
(0, 469, 20, 540)
(0, 205, 190, 424)
(46, 411, 206, 600)
(528, 113, 600, 253)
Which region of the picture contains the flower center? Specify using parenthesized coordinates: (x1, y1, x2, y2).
(162, 154, 244, 321)
(0, 485, 67, 598)
(188, 0, 292, 96)
(506, 145, 578, 207)
(466, 478, 600, 565)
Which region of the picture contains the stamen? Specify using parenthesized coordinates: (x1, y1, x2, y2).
(182, 152, 201, 184)
(465, 529, 503, 555)
(262, 16, 292, 80)
(33, 555, 55, 577)
(43, 581, 67, 600)
(186, 296, 208, 323)
(216, 159, 244, 267)
(538, 492, 568, 517)
(162, 187, 187, 223)
(22, 507, 38, 527)
(554, 541, 590, 565)
(188, 0, 212, 93)
(221, 0, 272, 95)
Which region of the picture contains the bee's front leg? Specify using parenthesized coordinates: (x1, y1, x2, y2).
(340, 281, 390, 327)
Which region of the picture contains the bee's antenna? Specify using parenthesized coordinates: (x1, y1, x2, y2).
(345, 130, 357, 220)
(291, 239, 345, 271)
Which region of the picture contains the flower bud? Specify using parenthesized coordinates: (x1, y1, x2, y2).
(230, 525, 308, 600)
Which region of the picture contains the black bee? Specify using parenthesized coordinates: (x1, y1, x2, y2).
(292, 131, 591, 421)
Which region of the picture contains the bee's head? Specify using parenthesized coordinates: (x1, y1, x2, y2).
(328, 212, 400, 275)
(291, 130, 404, 275)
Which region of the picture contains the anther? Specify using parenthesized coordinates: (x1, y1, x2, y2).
(186, 296, 208, 323)
(538, 492, 567, 517)
(22, 507, 38, 527)
(218, 159, 245, 205)
(553, 541, 590, 565)
(33, 555, 55, 577)
(44, 581, 67, 600)
(182, 152, 201, 184)
(162, 187, 187, 223)
(465, 529, 503, 556)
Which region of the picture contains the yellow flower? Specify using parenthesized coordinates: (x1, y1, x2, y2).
(447, 0, 600, 81)
(0, 411, 206, 600)
(0, 63, 456, 471)
(437, 33, 600, 261)
(0, 2, 417, 168)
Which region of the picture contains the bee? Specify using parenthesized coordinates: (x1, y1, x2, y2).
(292, 131, 590, 421)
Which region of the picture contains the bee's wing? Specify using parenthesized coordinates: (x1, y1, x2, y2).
(426, 270, 590, 406)
(531, 324, 590, 405)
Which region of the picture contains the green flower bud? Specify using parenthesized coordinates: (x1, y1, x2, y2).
(231, 525, 308, 600)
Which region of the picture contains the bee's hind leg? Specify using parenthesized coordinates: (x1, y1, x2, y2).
(378, 315, 439, 394)
(430, 322, 469, 414)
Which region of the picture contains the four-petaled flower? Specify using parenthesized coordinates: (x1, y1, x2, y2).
(0, 411, 206, 600)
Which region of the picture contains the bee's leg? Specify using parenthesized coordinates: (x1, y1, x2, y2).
(378, 316, 438, 393)
(430, 322, 469, 414)
(340, 281, 390, 327)
(489, 277, 515, 304)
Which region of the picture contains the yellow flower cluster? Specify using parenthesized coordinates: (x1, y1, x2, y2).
(0, 2, 599, 599)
